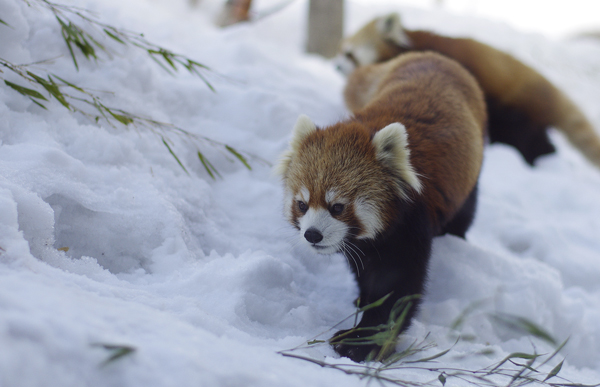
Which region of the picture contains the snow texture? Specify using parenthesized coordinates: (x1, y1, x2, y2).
(1, 0, 599, 386)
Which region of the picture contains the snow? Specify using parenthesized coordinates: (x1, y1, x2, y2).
(1, 0, 600, 386)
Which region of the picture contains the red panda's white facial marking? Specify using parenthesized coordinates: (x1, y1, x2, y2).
(298, 207, 348, 254)
(295, 188, 351, 254)
(335, 43, 377, 75)
(353, 197, 384, 239)
(335, 13, 411, 76)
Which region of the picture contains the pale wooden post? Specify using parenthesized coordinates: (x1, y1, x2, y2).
(306, 0, 344, 58)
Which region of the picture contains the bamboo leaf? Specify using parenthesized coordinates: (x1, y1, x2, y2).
(4, 80, 48, 100)
(161, 51, 177, 71)
(104, 28, 126, 44)
(30, 98, 48, 110)
(103, 346, 134, 365)
(491, 313, 557, 346)
(59, 25, 79, 69)
(406, 348, 451, 364)
(438, 373, 446, 386)
(196, 71, 215, 92)
(27, 72, 70, 109)
(162, 137, 189, 175)
(93, 344, 136, 367)
(359, 293, 392, 313)
(197, 151, 221, 180)
(543, 360, 563, 382)
(489, 352, 541, 374)
(53, 75, 86, 92)
(108, 110, 134, 125)
(148, 53, 175, 75)
(225, 145, 251, 170)
(0, 18, 10, 27)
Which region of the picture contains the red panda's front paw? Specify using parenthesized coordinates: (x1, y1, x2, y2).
(330, 329, 382, 363)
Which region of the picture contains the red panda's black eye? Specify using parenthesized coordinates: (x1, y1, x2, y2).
(298, 201, 308, 213)
(345, 52, 358, 66)
(330, 203, 344, 216)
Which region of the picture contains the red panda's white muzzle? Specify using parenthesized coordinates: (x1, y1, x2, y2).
(298, 207, 347, 255)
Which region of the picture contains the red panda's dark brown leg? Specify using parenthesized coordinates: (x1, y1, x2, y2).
(331, 202, 434, 362)
(441, 183, 478, 239)
(486, 98, 555, 165)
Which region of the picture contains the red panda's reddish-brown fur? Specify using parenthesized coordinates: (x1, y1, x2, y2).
(338, 13, 600, 168)
(344, 55, 486, 229)
(277, 52, 486, 362)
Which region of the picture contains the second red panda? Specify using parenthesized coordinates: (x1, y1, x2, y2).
(336, 13, 600, 168)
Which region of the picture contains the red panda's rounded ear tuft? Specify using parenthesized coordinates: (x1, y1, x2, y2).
(290, 114, 317, 151)
(274, 115, 317, 177)
(290, 115, 317, 151)
(372, 123, 422, 197)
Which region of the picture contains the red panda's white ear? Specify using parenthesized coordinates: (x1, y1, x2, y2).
(289, 114, 317, 151)
(372, 122, 422, 196)
(274, 115, 317, 177)
(376, 13, 411, 48)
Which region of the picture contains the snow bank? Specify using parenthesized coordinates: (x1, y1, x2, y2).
(1, 0, 599, 386)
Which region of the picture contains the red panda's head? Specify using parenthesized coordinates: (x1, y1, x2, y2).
(335, 13, 411, 75)
(276, 115, 422, 255)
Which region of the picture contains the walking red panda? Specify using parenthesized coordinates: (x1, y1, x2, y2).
(336, 13, 600, 168)
(277, 52, 487, 362)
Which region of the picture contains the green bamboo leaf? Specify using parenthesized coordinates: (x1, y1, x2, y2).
(196, 71, 216, 92)
(4, 80, 48, 100)
(225, 145, 251, 170)
(87, 34, 105, 55)
(489, 352, 541, 374)
(148, 53, 175, 75)
(406, 348, 451, 364)
(162, 137, 189, 175)
(27, 72, 70, 109)
(30, 98, 48, 110)
(53, 75, 86, 92)
(307, 340, 326, 346)
(103, 346, 134, 365)
(187, 59, 211, 71)
(0, 18, 10, 27)
(197, 151, 221, 180)
(73, 32, 96, 60)
(491, 313, 557, 346)
(58, 17, 79, 70)
(93, 344, 136, 367)
(543, 360, 564, 382)
(359, 293, 392, 313)
(108, 111, 134, 125)
(104, 28, 126, 44)
(438, 373, 446, 386)
(161, 51, 177, 71)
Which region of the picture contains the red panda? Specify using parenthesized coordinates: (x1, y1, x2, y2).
(336, 13, 600, 168)
(277, 52, 487, 362)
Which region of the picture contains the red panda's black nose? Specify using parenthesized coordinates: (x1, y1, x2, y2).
(304, 228, 323, 244)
